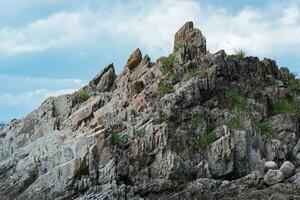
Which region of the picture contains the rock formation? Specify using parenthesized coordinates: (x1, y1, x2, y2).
(1, 21, 300, 199)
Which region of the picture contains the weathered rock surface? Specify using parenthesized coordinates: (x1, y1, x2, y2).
(174, 21, 206, 64)
(280, 161, 295, 178)
(1, 21, 300, 199)
(265, 161, 278, 170)
(264, 169, 285, 185)
(125, 48, 142, 70)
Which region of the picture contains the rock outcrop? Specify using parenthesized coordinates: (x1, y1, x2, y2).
(1, 21, 300, 199)
(125, 48, 142, 70)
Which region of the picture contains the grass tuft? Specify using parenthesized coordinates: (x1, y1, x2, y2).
(271, 100, 295, 114)
(183, 68, 202, 80)
(234, 49, 246, 60)
(228, 117, 244, 129)
(159, 116, 171, 125)
(157, 82, 173, 94)
(76, 91, 90, 102)
(228, 90, 247, 111)
(191, 111, 203, 127)
(256, 122, 273, 137)
(160, 54, 177, 72)
(200, 131, 217, 147)
(111, 131, 123, 145)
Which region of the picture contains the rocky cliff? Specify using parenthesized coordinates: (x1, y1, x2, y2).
(1, 22, 300, 200)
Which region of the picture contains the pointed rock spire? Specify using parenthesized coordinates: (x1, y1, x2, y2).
(89, 63, 116, 92)
(125, 48, 142, 70)
(173, 21, 206, 63)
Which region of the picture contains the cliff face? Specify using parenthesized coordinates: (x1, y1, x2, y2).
(1, 22, 300, 200)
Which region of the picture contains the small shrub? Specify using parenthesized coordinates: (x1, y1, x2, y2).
(191, 111, 203, 126)
(183, 68, 202, 80)
(288, 79, 300, 92)
(256, 122, 273, 137)
(200, 131, 217, 147)
(133, 127, 146, 137)
(111, 131, 123, 145)
(228, 117, 244, 129)
(228, 90, 247, 111)
(271, 99, 300, 115)
(160, 54, 176, 72)
(159, 116, 171, 125)
(76, 91, 90, 102)
(271, 100, 294, 114)
(157, 82, 173, 94)
(234, 49, 246, 60)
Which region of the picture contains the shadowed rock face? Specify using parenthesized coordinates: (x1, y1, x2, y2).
(1, 22, 300, 200)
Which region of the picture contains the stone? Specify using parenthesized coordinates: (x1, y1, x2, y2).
(173, 21, 206, 64)
(89, 63, 116, 93)
(279, 161, 295, 178)
(265, 161, 278, 170)
(264, 169, 285, 185)
(126, 48, 142, 70)
(265, 139, 288, 164)
(173, 21, 206, 54)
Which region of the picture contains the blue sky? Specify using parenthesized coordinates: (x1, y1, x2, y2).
(0, 0, 300, 122)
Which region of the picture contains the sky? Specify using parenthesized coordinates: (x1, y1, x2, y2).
(0, 0, 300, 122)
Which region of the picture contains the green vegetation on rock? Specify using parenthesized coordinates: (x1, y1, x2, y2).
(159, 116, 171, 125)
(183, 68, 202, 80)
(200, 131, 217, 147)
(234, 49, 246, 60)
(191, 111, 203, 126)
(160, 54, 177, 72)
(76, 91, 90, 102)
(288, 79, 300, 93)
(228, 116, 244, 129)
(111, 131, 123, 145)
(157, 82, 173, 94)
(256, 122, 273, 137)
(271, 100, 296, 114)
(228, 90, 247, 111)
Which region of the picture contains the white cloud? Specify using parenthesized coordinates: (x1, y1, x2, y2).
(0, 0, 299, 59)
(0, 75, 84, 121)
(280, 7, 300, 25)
(0, 74, 85, 93)
(0, 88, 76, 106)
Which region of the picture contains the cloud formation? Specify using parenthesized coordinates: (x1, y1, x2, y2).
(0, 75, 84, 121)
(0, 0, 299, 58)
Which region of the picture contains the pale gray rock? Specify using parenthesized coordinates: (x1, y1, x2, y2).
(265, 161, 278, 170)
(264, 169, 285, 185)
(280, 161, 295, 178)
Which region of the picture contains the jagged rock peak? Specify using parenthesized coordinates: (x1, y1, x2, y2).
(125, 48, 142, 70)
(88, 63, 116, 92)
(173, 21, 206, 60)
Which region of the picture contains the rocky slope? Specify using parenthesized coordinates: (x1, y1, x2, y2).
(1, 21, 300, 200)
